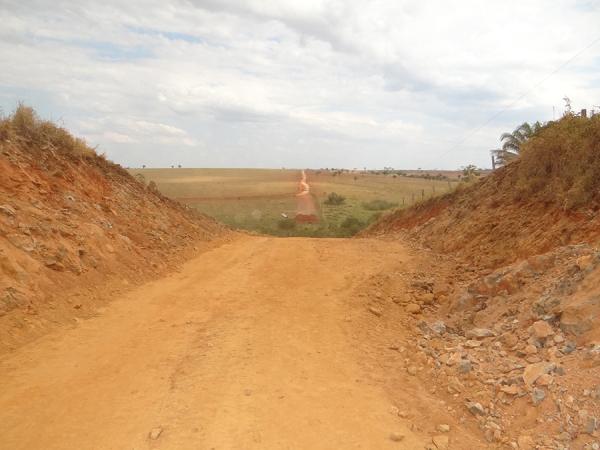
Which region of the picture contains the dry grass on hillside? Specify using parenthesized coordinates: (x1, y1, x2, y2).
(0, 103, 96, 158)
(515, 113, 600, 209)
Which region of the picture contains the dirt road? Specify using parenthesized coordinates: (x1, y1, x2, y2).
(295, 170, 318, 222)
(0, 236, 442, 450)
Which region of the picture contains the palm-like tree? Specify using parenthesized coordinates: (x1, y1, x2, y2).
(491, 121, 543, 166)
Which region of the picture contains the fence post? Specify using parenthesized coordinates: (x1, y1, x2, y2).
(447, 180, 451, 189)
(402, 197, 405, 206)
(422, 189, 424, 198)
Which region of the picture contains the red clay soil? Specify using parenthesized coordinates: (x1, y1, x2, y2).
(0, 139, 235, 355)
(363, 162, 600, 269)
(295, 213, 318, 224)
(295, 170, 318, 223)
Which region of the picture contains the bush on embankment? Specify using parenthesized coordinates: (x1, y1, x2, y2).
(515, 113, 600, 210)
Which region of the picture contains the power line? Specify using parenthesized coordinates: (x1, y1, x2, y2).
(423, 36, 600, 169)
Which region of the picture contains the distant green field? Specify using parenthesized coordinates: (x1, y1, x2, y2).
(127, 168, 459, 237)
(307, 171, 455, 229)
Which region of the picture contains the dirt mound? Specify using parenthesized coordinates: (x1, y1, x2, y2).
(0, 106, 234, 354)
(295, 213, 318, 224)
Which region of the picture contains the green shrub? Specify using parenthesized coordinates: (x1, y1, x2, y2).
(278, 218, 296, 230)
(324, 192, 346, 205)
(340, 216, 362, 228)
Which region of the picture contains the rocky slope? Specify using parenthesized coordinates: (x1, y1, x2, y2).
(358, 114, 600, 449)
(0, 107, 234, 354)
(348, 235, 600, 449)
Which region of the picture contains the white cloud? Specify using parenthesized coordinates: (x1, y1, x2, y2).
(135, 120, 187, 135)
(151, 136, 198, 146)
(104, 131, 138, 143)
(0, 0, 599, 169)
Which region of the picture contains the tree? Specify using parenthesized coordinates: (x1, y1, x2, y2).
(324, 192, 345, 205)
(392, 174, 397, 180)
(460, 165, 481, 183)
(491, 121, 543, 166)
(178, 165, 182, 168)
(142, 165, 146, 169)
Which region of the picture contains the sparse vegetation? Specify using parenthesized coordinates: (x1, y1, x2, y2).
(278, 218, 296, 230)
(132, 167, 462, 237)
(0, 103, 96, 157)
(362, 199, 398, 211)
(324, 192, 346, 205)
(460, 165, 481, 183)
(515, 111, 600, 209)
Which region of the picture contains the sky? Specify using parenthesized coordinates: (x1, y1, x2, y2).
(1, 0, 599, 170)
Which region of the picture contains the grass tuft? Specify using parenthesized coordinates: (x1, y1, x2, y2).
(362, 199, 398, 211)
(0, 103, 96, 157)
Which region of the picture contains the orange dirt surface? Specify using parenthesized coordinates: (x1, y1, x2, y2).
(0, 236, 482, 450)
(295, 169, 318, 223)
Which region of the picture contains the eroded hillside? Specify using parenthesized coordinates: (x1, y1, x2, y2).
(0, 106, 234, 354)
(358, 113, 600, 449)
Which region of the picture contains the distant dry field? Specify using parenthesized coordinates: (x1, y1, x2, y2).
(127, 168, 461, 236)
(127, 169, 300, 233)
(130, 168, 300, 198)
